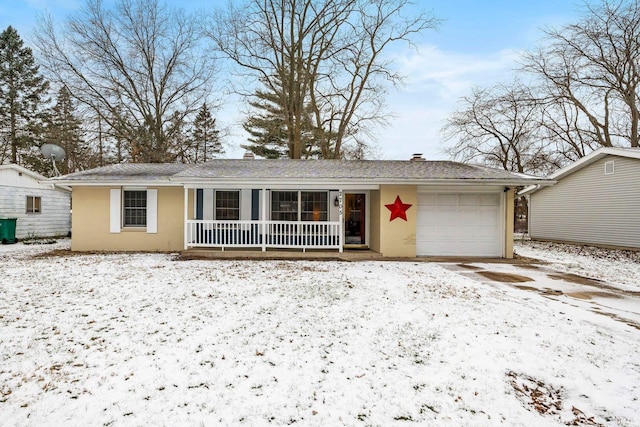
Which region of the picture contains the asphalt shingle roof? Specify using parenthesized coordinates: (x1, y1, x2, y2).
(60, 163, 191, 181)
(175, 159, 527, 180)
(55, 159, 545, 183)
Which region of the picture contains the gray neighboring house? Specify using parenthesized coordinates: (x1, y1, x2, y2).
(524, 147, 640, 250)
(0, 164, 71, 239)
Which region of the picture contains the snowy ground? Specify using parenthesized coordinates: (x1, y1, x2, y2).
(1, 240, 639, 426)
(514, 239, 640, 292)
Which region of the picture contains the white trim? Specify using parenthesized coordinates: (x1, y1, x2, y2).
(109, 188, 121, 233)
(146, 189, 158, 233)
(342, 191, 369, 248)
(184, 187, 189, 250)
(604, 160, 615, 175)
(213, 189, 241, 220)
(338, 190, 344, 252)
(261, 188, 267, 251)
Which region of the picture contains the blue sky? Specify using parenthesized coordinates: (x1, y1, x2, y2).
(0, 0, 583, 160)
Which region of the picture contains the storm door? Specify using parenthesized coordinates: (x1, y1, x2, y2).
(344, 193, 366, 245)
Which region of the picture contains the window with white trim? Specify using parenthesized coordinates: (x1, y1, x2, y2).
(271, 191, 327, 221)
(26, 196, 41, 214)
(123, 190, 147, 227)
(215, 190, 240, 220)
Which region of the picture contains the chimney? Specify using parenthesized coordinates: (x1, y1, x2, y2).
(243, 151, 255, 160)
(410, 153, 425, 161)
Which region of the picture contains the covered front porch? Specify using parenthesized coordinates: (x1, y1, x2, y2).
(182, 186, 373, 252)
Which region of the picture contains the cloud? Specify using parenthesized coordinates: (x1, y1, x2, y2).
(373, 45, 523, 160)
(393, 44, 521, 99)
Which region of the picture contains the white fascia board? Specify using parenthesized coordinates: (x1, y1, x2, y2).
(179, 179, 380, 190)
(178, 177, 553, 189)
(49, 180, 182, 187)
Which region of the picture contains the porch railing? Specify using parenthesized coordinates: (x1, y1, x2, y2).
(186, 220, 342, 251)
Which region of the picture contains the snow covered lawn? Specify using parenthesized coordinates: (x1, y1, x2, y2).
(515, 239, 640, 292)
(1, 241, 639, 426)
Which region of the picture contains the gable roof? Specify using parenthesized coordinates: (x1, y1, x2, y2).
(51, 159, 552, 187)
(0, 163, 71, 192)
(0, 163, 49, 182)
(548, 147, 640, 181)
(519, 147, 640, 196)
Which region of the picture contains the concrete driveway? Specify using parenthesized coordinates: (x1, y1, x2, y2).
(440, 261, 640, 331)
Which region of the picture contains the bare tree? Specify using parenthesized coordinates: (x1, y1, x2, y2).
(207, 0, 438, 159)
(522, 0, 640, 154)
(443, 82, 557, 176)
(34, 0, 216, 163)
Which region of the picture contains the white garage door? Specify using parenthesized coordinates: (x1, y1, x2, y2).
(417, 193, 502, 257)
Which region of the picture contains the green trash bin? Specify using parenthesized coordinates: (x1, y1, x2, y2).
(0, 218, 18, 244)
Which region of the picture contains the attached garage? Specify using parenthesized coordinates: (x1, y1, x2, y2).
(416, 191, 503, 257)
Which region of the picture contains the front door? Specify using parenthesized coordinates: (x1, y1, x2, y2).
(344, 193, 366, 245)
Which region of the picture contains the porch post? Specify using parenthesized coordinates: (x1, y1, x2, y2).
(261, 188, 267, 251)
(183, 187, 189, 250)
(338, 190, 344, 253)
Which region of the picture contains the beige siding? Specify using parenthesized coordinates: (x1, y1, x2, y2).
(377, 185, 416, 257)
(530, 155, 640, 249)
(72, 186, 184, 252)
(369, 190, 381, 253)
(504, 188, 514, 258)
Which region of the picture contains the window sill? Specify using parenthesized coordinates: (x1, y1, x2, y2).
(121, 227, 147, 232)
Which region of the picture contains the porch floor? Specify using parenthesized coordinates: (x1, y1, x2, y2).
(180, 247, 384, 261)
(179, 248, 531, 263)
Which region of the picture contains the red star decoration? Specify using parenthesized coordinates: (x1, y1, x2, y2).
(385, 195, 412, 222)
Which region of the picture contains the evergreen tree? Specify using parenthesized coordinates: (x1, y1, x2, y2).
(191, 103, 222, 162)
(242, 80, 320, 159)
(242, 87, 289, 159)
(0, 26, 49, 165)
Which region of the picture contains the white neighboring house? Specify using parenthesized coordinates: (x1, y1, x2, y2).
(522, 147, 640, 250)
(0, 164, 71, 240)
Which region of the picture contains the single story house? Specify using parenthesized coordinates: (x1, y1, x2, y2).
(50, 156, 551, 258)
(0, 164, 71, 240)
(523, 147, 640, 250)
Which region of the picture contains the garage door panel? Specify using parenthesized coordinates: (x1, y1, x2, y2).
(479, 208, 499, 223)
(437, 194, 458, 206)
(480, 194, 500, 205)
(459, 207, 479, 223)
(459, 194, 479, 205)
(417, 192, 502, 257)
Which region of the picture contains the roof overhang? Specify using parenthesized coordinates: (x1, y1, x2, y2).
(53, 177, 554, 189)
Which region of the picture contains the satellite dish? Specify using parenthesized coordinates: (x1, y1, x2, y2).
(41, 144, 66, 176)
